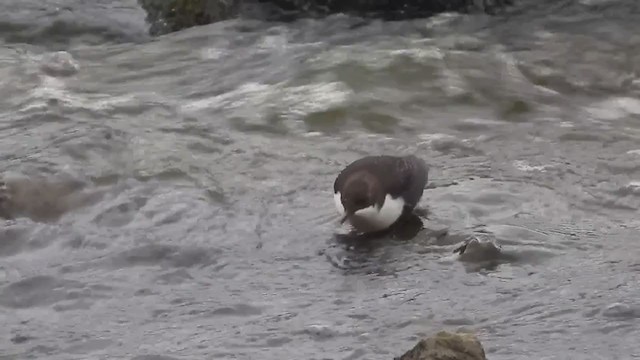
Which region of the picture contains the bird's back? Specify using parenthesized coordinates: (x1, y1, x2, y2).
(334, 155, 428, 209)
(398, 155, 428, 209)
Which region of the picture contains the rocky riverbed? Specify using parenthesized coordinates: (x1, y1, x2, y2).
(1, 0, 640, 359)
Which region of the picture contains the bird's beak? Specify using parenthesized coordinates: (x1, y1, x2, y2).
(340, 211, 353, 224)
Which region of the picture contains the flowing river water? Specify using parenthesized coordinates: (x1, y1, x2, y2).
(1, 0, 640, 359)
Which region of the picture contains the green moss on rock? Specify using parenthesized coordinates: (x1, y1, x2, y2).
(262, 0, 513, 19)
(138, 0, 239, 35)
(138, 0, 513, 35)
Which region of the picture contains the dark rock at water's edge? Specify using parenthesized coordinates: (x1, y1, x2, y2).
(395, 331, 487, 360)
(138, 0, 514, 35)
(138, 0, 241, 36)
(263, 0, 513, 20)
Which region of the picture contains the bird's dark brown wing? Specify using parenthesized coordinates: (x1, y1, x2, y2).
(396, 155, 428, 209)
(334, 155, 428, 207)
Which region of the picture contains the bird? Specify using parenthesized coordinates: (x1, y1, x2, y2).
(333, 155, 428, 233)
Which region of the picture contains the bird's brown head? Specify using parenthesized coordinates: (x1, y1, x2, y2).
(339, 172, 381, 223)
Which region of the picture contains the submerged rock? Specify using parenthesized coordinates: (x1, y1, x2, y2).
(453, 237, 502, 262)
(0, 176, 104, 223)
(396, 331, 487, 360)
(39, 51, 80, 77)
(138, 0, 513, 35)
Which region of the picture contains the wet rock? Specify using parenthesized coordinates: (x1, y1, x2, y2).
(265, 0, 511, 20)
(395, 331, 487, 360)
(0, 275, 84, 309)
(137, 0, 513, 35)
(418, 133, 481, 157)
(304, 323, 337, 339)
(453, 237, 502, 262)
(39, 51, 80, 77)
(602, 302, 640, 319)
(138, 0, 240, 36)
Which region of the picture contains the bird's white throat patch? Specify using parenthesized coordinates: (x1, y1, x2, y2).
(334, 192, 345, 215)
(334, 192, 405, 232)
(354, 194, 404, 231)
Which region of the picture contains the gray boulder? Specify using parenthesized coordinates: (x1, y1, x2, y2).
(396, 331, 487, 360)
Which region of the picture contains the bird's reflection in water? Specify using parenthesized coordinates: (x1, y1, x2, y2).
(326, 212, 425, 274)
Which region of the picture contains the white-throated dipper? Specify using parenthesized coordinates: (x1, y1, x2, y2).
(333, 155, 428, 233)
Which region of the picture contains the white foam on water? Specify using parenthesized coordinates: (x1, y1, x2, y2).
(579, 0, 618, 5)
(417, 132, 458, 143)
(280, 82, 352, 119)
(181, 81, 351, 122)
(257, 34, 289, 53)
(180, 82, 271, 113)
(460, 117, 504, 127)
(389, 46, 444, 61)
(628, 181, 640, 188)
(586, 97, 640, 121)
(200, 47, 230, 60)
(303, 131, 323, 138)
(513, 160, 551, 172)
(307, 43, 442, 71)
(24, 74, 147, 114)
